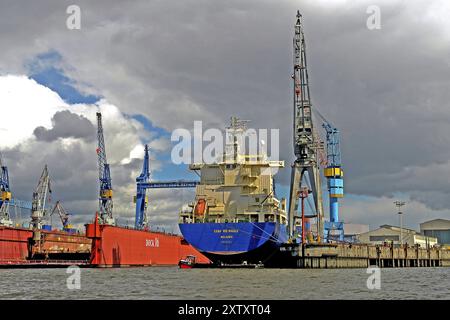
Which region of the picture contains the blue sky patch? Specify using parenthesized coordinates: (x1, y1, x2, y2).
(27, 51, 100, 104)
(130, 113, 199, 181)
(130, 114, 169, 138)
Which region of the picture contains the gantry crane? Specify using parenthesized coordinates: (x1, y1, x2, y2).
(31, 165, 51, 230)
(288, 11, 324, 241)
(1, 153, 37, 226)
(96, 112, 115, 225)
(135, 144, 151, 229)
(0, 152, 13, 226)
(134, 144, 199, 230)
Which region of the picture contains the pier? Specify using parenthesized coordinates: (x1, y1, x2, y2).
(272, 243, 450, 268)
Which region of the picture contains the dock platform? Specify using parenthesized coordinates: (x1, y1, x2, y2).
(272, 243, 450, 268)
(0, 259, 90, 268)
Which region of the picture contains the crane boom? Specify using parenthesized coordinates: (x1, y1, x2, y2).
(96, 112, 115, 225)
(51, 200, 70, 229)
(0, 152, 13, 226)
(288, 11, 324, 241)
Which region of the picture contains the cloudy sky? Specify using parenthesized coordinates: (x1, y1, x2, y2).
(0, 0, 449, 231)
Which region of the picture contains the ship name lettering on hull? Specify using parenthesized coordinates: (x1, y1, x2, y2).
(145, 238, 160, 247)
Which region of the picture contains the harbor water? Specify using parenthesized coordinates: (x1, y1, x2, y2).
(0, 267, 448, 299)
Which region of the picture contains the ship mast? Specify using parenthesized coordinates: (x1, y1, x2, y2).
(288, 11, 324, 241)
(224, 116, 249, 164)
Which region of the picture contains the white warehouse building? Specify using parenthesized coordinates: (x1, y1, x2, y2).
(357, 225, 437, 247)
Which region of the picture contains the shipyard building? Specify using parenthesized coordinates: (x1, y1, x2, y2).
(420, 219, 450, 246)
(357, 225, 437, 247)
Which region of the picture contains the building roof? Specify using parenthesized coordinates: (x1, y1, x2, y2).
(420, 219, 450, 231)
(379, 224, 418, 234)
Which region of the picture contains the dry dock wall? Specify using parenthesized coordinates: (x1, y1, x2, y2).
(278, 243, 450, 268)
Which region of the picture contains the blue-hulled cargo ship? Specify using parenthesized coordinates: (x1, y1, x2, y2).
(179, 117, 288, 265)
(179, 222, 287, 264)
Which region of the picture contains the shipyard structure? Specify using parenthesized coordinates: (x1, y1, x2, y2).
(0, 113, 209, 267)
(176, 11, 450, 268)
(1, 10, 449, 268)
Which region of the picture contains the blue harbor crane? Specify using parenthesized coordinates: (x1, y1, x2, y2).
(0, 152, 13, 227)
(135, 144, 151, 229)
(134, 144, 199, 230)
(1, 153, 43, 226)
(315, 111, 344, 242)
(96, 112, 115, 225)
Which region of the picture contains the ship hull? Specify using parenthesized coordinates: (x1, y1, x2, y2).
(179, 222, 288, 264)
(86, 223, 210, 267)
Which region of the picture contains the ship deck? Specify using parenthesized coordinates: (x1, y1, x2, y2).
(0, 259, 90, 268)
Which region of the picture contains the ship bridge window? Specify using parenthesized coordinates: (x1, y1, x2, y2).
(226, 164, 236, 169)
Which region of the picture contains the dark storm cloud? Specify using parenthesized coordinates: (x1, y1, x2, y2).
(1, 0, 450, 223)
(33, 110, 95, 142)
(3, 139, 98, 203)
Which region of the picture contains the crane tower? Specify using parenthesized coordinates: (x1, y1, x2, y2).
(134, 144, 199, 230)
(288, 11, 324, 240)
(96, 112, 115, 225)
(135, 144, 150, 229)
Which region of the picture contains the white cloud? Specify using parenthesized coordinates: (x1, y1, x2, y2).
(0, 75, 146, 163)
(149, 137, 171, 152)
(0, 74, 180, 230)
(0, 75, 66, 148)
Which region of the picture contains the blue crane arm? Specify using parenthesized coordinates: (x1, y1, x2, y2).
(134, 144, 199, 229)
(322, 123, 341, 168)
(138, 181, 200, 189)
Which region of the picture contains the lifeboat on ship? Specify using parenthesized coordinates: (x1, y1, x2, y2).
(194, 199, 207, 220)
